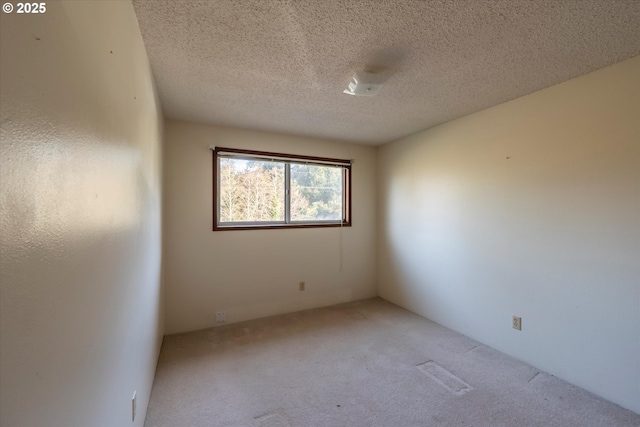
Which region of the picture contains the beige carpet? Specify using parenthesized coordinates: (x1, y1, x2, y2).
(144, 298, 639, 426)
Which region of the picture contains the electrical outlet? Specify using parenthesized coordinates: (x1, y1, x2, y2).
(299, 281, 305, 291)
(132, 391, 136, 422)
(512, 316, 522, 331)
(216, 311, 226, 324)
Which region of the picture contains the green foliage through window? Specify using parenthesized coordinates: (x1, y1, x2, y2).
(214, 148, 351, 230)
(219, 159, 285, 222)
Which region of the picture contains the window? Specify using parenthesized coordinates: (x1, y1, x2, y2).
(213, 147, 351, 230)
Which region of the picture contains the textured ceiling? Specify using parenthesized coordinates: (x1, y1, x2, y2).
(132, 0, 640, 145)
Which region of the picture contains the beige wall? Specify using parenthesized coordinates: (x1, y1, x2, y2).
(0, 2, 164, 426)
(378, 56, 640, 413)
(163, 120, 377, 334)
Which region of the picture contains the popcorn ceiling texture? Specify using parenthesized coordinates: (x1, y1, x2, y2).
(132, 0, 640, 145)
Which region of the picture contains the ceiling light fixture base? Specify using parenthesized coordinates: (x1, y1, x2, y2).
(343, 70, 390, 97)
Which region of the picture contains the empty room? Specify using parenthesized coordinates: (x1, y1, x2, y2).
(0, 1, 639, 426)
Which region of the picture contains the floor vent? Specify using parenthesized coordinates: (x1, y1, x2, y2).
(417, 360, 474, 396)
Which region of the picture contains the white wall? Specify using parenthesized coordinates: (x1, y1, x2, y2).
(163, 120, 377, 334)
(0, 2, 163, 426)
(378, 56, 640, 413)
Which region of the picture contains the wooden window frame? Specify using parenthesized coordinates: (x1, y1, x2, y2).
(212, 147, 352, 231)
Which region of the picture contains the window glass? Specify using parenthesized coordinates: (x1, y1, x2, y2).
(290, 164, 343, 222)
(214, 148, 351, 230)
(219, 158, 285, 223)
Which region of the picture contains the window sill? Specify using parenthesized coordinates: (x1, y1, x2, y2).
(213, 222, 352, 231)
